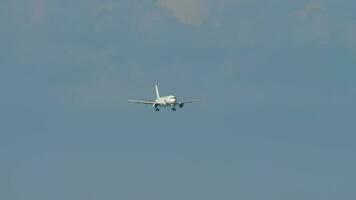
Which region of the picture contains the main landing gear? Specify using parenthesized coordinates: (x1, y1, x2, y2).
(155, 108, 160, 111)
(171, 105, 177, 111)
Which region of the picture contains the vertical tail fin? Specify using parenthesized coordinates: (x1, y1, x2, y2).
(155, 85, 160, 99)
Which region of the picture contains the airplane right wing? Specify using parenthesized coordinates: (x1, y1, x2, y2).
(128, 99, 155, 104)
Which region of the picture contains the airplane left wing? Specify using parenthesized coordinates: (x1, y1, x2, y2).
(128, 99, 155, 104)
(178, 99, 200, 104)
(176, 99, 200, 108)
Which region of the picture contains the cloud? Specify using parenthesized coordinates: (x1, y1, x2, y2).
(293, 2, 329, 43)
(29, 0, 46, 24)
(156, 0, 208, 26)
(295, 2, 326, 19)
(347, 24, 356, 44)
(344, 23, 356, 51)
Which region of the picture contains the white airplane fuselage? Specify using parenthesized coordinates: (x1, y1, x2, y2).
(154, 95, 177, 107)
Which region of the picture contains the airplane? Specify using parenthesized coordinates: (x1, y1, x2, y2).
(128, 85, 199, 111)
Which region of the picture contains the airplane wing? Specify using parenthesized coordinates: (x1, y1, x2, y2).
(128, 99, 155, 104)
(176, 99, 200, 108)
(178, 99, 200, 104)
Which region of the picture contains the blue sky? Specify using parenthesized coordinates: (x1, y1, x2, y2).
(1, 0, 356, 199)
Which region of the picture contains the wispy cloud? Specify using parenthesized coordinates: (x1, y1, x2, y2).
(29, 0, 46, 24)
(295, 2, 326, 19)
(345, 23, 356, 51)
(293, 2, 329, 43)
(156, 0, 208, 26)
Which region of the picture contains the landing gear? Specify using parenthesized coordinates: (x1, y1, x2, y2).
(171, 104, 177, 111)
(153, 103, 159, 111)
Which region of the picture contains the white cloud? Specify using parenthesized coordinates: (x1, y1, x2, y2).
(156, 0, 208, 26)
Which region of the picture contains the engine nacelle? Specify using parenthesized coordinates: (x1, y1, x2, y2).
(178, 103, 184, 108)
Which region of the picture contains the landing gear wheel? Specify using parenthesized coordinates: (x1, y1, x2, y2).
(171, 108, 177, 111)
(155, 108, 160, 111)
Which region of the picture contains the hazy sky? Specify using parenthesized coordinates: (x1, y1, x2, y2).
(1, 0, 356, 199)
